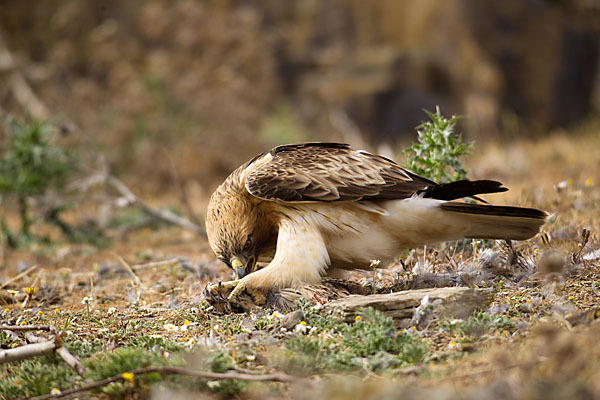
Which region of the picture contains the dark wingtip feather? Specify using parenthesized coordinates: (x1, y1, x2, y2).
(421, 179, 508, 201)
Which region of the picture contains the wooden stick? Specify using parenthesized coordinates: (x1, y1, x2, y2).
(55, 346, 86, 376)
(19, 365, 302, 400)
(115, 255, 145, 289)
(0, 340, 56, 363)
(23, 331, 86, 376)
(1, 265, 38, 289)
(131, 258, 180, 271)
(107, 176, 205, 234)
(0, 324, 54, 332)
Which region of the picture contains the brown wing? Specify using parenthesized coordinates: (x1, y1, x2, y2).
(243, 143, 437, 202)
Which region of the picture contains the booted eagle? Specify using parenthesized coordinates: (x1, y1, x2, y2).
(206, 143, 547, 301)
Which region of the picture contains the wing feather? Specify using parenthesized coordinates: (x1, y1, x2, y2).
(243, 143, 434, 202)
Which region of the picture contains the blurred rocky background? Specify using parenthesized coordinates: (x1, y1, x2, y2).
(0, 0, 599, 192)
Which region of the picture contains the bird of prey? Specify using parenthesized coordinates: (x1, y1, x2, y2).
(205, 142, 547, 301)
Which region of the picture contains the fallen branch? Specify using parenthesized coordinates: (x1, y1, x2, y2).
(55, 346, 86, 376)
(107, 176, 204, 235)
(0, 324, 53, 332)
(24, 332, 86, 376)
(1, 264, 38, 289)
(0, 340, 56, 363)
(19, 365, 302, 400)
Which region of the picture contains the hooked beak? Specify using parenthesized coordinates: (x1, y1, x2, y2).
(231, 256, 256, 279)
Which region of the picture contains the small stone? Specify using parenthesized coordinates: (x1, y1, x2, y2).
(280, 309, 305, 330)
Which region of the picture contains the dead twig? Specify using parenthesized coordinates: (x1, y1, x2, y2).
(19, 366, 302, 400)
(115, 255, 145, 289)
(55, 346, 86, 376)
(107, 176, 205, 235)
(131, 257, 180, 272)
(0, 324, 53, 332)
(1, 264, 38, 289)
(0, 340, 56, 364)
(23, 331, 87, 376)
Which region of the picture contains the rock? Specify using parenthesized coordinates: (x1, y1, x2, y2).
(321, 287, 494, 328)
(280, 310, 305, 330)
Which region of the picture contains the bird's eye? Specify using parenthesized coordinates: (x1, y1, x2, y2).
(243, 235, 253, 250)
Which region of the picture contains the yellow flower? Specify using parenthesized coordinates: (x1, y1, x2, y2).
(585, 178, 593, 186)
(355, 315, 361, 321)
(37, 310, 43, 315)
(183, 320, 191, 325)
(3, 308, 9, 313)
(54, 309, 60, 313)
(121, 372, 135, 383)
(568, 296, 574, 301)
(25, 287, 36, 295)
(300, 321, 307, 326)
(595, 309, 600, 318)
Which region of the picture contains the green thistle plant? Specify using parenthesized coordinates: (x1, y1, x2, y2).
(404, 107, 472, 183)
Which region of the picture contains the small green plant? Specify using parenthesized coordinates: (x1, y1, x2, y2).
(0, 119, 74, 238)
(0, 119, 85, 248)
(282, 308, 427, 375)
(404, 107, 472, 183)
(0, 356, 77, 399)
(84, 347, 182, 398)
(437, 312, 514, 338)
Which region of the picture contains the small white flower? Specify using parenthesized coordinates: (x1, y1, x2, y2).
(370, 259, 381, 267)
(81, 296, 93, 305)
(163, 323, 179, 332)
(213, 324, 221, 331)
(50, 387, 61, 395)
(99, 328, 109, 334)
(180, 320, 195, 331)
(448, 341, 461, 349)
(295, 323, 308, 334)
(268, 311, 284, 320)
(107, 307, 116, 315)
(309, 326, 318, 334)
(150, 334, 163, 339)
(246, 354, 256, 361)
(241, 327, 252, 334)
(7, 290, 19, 295)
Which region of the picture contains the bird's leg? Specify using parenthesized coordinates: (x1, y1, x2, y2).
(227, 219, 329, 302)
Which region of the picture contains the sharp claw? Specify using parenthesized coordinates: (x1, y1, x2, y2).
(227, 280, 246, 301)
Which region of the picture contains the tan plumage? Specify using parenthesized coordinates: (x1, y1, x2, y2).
(205, 143, 547, 299)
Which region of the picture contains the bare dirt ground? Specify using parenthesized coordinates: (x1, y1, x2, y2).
(1, 129, 599, 400)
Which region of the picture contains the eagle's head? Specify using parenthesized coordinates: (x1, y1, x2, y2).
(206, 187, 271, 279)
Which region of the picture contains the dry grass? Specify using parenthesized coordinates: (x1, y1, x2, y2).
(1, 128, 599, 399)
